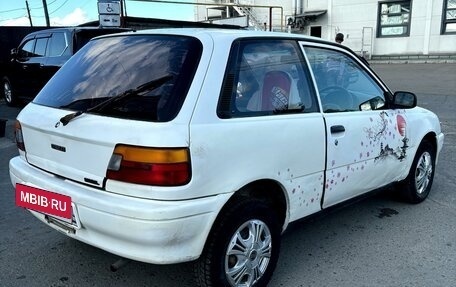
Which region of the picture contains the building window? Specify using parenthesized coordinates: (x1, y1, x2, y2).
(377, 1, 412, 37)
(442, 0, 456, 34)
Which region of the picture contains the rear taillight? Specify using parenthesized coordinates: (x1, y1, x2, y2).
(14, 121, 25, 152)
(107, 145, 191, 186)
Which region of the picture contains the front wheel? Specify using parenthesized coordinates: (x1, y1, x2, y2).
(195, 198, 281, 287)
(399, 141, 436, 203)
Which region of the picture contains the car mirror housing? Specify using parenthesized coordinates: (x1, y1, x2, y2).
(10, 48, 17, 59)
(393, 91, 417, 109)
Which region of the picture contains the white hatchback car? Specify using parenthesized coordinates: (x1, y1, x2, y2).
(10, 29, 444, 287)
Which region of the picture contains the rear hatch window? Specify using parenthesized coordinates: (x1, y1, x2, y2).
(34, 34, 202, 122)
(73, 28, 130, 51)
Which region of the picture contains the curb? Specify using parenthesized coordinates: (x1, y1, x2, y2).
(369, 59, 456, 64)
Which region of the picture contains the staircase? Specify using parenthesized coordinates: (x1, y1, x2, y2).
(231, 1, 263, 30)
(206, 0, 265, 30)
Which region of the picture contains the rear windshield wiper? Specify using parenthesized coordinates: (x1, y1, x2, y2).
(59, 74, 173, 126)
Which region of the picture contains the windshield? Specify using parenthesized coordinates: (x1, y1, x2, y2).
(34, 34, 203, 122)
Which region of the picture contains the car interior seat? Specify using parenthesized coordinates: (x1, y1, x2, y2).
(261, 71, 292, 111)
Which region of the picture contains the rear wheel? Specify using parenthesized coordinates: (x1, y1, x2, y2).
(195, 198, 281, 287)
(2, 77, 17, 106)
(399, 141, 436, 203)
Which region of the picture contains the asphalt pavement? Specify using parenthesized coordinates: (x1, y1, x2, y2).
(0, 63, 455, 287)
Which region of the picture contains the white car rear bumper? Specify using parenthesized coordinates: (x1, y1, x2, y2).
(9, 156, 231, 264)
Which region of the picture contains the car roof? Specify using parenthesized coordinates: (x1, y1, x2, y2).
(101, 28, 335, 44)
(24, 26, 129, 37)
(95, 27, 349, 54)
(120, 27, 321, 41)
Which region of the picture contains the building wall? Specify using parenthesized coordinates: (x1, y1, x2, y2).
(305, 0, 456, 56)
(427, 0, 456, 54)
(194, 0, 456, 56)
(325, 0, 379, 53)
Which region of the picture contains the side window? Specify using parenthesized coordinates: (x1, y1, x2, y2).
(34, 37, 49, 57)
(442, 0, 456, 34)
(304, 47, 385, 113)
(18, 39, 36, 59)
(218, 39, 318, 118)
(48, 33, 68, 56)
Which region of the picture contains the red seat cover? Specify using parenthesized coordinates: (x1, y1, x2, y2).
(262, 71, 291, 111)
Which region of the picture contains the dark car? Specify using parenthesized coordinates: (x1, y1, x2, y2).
(1, 27, 130, 106)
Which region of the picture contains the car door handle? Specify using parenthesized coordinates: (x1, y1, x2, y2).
(330, 125, 345, 133)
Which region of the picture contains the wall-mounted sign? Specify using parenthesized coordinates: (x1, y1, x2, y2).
(98, 0, 121, 27)
(98, 1, 121, 15)
(99, 15, 121, 27)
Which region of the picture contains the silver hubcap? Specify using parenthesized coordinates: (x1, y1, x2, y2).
(3, 81, 12, 103)
(415, 151, 433, 194)
(225, 219, 272, 287)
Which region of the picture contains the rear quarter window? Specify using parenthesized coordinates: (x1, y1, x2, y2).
(218, 39, 318, 118)
(34, 35, 203, 122)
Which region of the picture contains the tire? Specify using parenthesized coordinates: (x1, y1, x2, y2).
(399, 140, 436, 204)
(194, 198, 281, 287)
(2, 76, 17, 106)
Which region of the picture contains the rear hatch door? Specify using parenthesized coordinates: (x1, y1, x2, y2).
(19, 104, 189, 189)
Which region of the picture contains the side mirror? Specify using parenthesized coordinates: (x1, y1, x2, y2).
(392, 91, 417, 109)
(10, 48, 18, 58)
(359, 96, 386, 111)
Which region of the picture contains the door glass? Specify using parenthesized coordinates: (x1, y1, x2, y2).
(34, 38, 48, 57)
(18, 39, 36, 58)
(48, 33, 68, 56)
(304, 47, 385, 113)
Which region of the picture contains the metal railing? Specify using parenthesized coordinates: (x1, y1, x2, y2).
(129, 0, 284, 31)
(231, 0, 263, 30)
